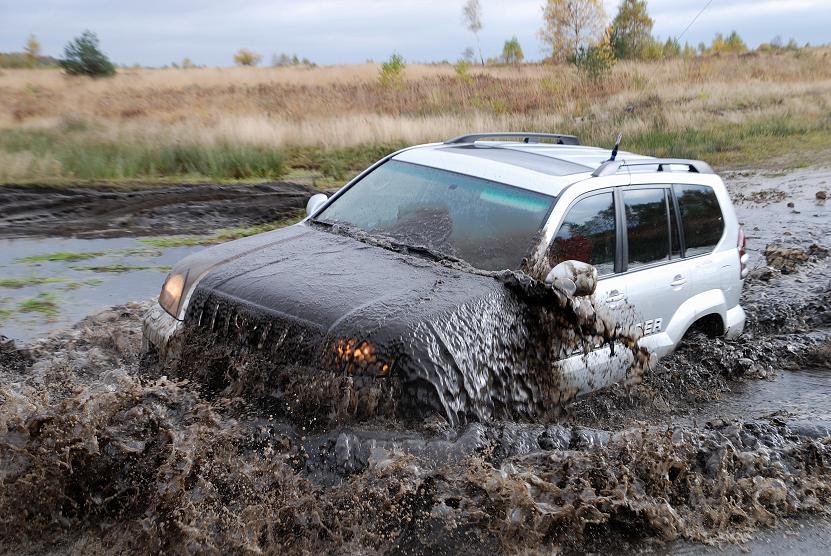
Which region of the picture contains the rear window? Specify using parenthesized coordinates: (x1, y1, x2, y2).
(673, 184, 724, 256)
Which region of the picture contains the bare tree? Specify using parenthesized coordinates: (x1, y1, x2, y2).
(462, 0, 484, 66)
(539, 0, 606, 63)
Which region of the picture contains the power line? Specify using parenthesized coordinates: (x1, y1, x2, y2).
(677, 0, 715, 42)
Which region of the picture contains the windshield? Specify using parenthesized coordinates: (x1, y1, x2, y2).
(316, 160, 555, 271)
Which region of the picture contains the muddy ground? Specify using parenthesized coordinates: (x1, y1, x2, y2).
(0, 182, 315, 238)
(0, 168, 830, 554)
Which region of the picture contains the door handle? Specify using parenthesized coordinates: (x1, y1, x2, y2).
(670, 274, 687, 287)
(606, 290, 624, 303)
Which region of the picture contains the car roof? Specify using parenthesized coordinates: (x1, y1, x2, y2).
(392, 141, 656, 197)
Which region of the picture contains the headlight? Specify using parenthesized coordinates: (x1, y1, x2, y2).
(158, 270, 188, 318)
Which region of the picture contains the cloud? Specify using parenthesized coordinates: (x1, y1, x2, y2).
(0, 0, 828, 66)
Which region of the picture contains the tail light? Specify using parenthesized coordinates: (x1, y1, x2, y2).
(738, 225, 748, 279)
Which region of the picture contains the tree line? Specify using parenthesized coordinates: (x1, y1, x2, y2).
(0, 0, 811, 77)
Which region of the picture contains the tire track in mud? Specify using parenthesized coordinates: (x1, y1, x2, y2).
(0, 182, 315, 238)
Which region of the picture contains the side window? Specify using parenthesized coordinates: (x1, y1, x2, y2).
(673, 184, 724, 256)
(623, 188, 670, 269)
(669, 192, 682, 258)
(549, 192, 616, 276)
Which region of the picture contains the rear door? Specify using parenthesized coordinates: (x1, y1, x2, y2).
(672, 183, 727, 300)
(619, 185, 689, 354)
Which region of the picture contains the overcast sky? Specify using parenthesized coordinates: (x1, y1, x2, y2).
(2, 0, 829, 66)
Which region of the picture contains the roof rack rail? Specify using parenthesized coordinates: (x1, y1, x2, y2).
(444, 132, 580, 145)
(592, 158, 714, 177)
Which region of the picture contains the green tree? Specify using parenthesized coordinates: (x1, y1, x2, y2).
(709, 31, 747, 55)
(540, 0, 607, 63)
(24, 34, 41, 67)
(575, 26, 616, 80)
(501, 36, 524, 65)
(462, 0, 485, 66)
(59, 31, 115, 77)
(725, 30, 747, 54)
(663, 36, 681, 58)
(454, 59, 473, 82)
(610, 0, 654, 60)
(234, 48, 262, 66)
(378, 52, 406, 88)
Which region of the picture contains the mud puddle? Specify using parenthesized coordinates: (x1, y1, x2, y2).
(0, 236, 204, 341)
(0, 166, 830, 553)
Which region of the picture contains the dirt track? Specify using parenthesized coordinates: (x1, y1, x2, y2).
(0, 182, 316, 238)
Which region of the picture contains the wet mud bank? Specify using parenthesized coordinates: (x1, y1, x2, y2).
(1, 166, 830, 553)
(0, 182, 315, 238)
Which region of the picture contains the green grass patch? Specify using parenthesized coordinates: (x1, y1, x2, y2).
(18, 292, 59, 318)
(70, 263, 172, 273)
(0, 129, 287, 181)
(140, 212, 305, 248)
(0, 298, 11, 321)
(59, 278, 104, 290)
(590, 115, 831, 170)
(17, 251, 105, 263)
(0, 275, 65, 288)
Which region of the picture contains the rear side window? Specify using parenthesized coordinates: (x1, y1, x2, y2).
(549, 192, 616, 276)
(623, 189, 669, 268)
(673, 184, 724, 256)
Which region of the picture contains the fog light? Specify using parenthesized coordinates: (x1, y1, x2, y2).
(332, 338, 393, 377)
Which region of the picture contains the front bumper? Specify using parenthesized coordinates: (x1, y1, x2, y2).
(141, 302, 183, 357)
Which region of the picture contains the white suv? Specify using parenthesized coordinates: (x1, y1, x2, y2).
(144, 132, 747, 422)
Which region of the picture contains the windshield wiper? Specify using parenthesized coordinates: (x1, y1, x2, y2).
(311, 219, 464, 265)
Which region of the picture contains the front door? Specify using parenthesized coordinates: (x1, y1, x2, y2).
(547, 189, 635, 394)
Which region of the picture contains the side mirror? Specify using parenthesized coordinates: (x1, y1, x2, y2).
(544, 260, 597, 297)
(306, 193, 328, 217)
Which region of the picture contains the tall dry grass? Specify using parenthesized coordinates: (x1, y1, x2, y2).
(1, 49, 830, 182)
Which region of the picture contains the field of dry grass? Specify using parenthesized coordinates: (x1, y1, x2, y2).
(1, 48, 830, 183)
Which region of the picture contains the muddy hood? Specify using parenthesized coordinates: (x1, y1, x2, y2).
(186, 223, 500, 337)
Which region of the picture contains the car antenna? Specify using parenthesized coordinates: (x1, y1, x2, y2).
(609, 132, 623, 161)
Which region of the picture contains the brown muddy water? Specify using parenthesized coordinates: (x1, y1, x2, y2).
(0, 168, 830, 554)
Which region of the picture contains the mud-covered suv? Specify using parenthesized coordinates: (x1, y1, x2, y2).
(143, 132, 746, 423)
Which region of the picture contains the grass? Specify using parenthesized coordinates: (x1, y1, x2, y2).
(0, 297, 11, 321)
(59, 278, 104, 290)
(70, 263, 172, 273)
(0, 274, 64, 288)
(1, 49, 830, 183)
(140, 211, 305, 248)
(17, 250, 105, 263)
(18, 292, 59, 318)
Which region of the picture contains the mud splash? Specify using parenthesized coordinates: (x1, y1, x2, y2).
(156, 221, 648, 427)
(2, 166, 831, 553)
(1, 303, 830, 553)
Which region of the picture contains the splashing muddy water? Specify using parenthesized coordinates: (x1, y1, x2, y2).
(154, 219, 648, 428)
(1, 166, 830, 553)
